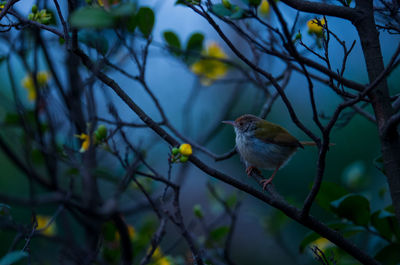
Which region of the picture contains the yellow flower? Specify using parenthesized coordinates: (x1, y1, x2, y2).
(307, 18, 325, 36)
(36, 215, 56, 236)
(179, 143, 192, 156)
(190, 42, 228, 86)
(151, 248, 172, 265)
(76, 133, 91, 152)
(115, 225, 136, 241)
(258, 0, 270, 16)
(310, 237, 333, 251)
(21, 71, 51, 101)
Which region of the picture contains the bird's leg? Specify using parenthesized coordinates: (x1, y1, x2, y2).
(260, 164, 281, 190)
(246, 166, 261, 177)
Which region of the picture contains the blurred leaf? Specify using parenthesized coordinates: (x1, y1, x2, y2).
(163, 31, 181, 55)
(137, 7, 154, 37)
(374, 155, 386, 175)
(299, 222, 363, 253)
(230, 8, 246, 19)
(209, 226, 229, 242)
(330, 194, 370, 226)
(127, 14, 137, 32)
(226, 194, 237, 209)
(102, 246, 120, 263)
(70, 7, 115, 28)
(375, 243, 400, 265)
(261, 209, 288, 235)
(186, 32, 204, 53)
(102, 221, 117, 241)
(78, 30, 109, 55)
(31, 149, 45, 165)
(211, 4, 233, 17)
(0, 203, 11, 216)
(193, 204, 203, 219)
(0, 251, 28, 265)
(3, 113, 20, 125)
(315, 181, 348, 211)
(175, 0, 201, 5)
(341, 161, 366, 189)
(299, 232, 320, 253)
(371, 209, 400, 242)
(0, 55, 6, 64)
(110, 2, 136, 17)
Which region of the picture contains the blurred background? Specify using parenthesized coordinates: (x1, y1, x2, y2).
(0, 0, 399, 264)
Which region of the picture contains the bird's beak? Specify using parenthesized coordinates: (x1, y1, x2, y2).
(222, 120, 235, 126)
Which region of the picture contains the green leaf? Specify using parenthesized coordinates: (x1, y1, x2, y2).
(70, 7, 116, 29)
(102, 221, 117, 241)
(315, 181, 348, 211)
(163, 31, 181, 55)
(230, 8, 245, 19)
(299, 232, 320, 253)
(193, 204, 203, 219)
(136, 7, 155, 37)
(374, 155, 386, 175)
(342, 160, 366, 188)
(299, 222, 363, 253)
(31, 149, 45, 165)
(211, 4, 233, 17)
(0, 203, 11, 216)
(375, 243, 400, 265)
(248, 0, 262, 6)
(127, 14, 137, 32)
(186, 32, 204, 53)
(371, 209, 400, 242)
(109, 2, 136, 18)
(330, 194, 370, 226)
(0, 251, 28, 265)
(209, 226, 229, 242)
(261, 209, 288, 235)
(3, 113, 20, 125)
(78, 30, 109, 55)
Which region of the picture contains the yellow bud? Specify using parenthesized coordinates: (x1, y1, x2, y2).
(179, 143, 192, 156)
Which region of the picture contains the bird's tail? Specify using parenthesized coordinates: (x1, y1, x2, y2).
(300, 141, 335, 146)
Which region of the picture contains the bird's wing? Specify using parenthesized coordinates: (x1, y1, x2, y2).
(254, 121, 303, 148)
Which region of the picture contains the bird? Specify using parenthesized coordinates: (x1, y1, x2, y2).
(222, 114, 317, 189)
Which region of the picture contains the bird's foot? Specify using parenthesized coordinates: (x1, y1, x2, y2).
(246, 166, 261, 177)
(260, 178, 273, 190)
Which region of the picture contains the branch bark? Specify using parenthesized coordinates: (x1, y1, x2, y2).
(354, 0, 400, 225)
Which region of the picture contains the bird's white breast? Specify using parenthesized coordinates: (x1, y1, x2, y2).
(235, 129, 297, 170)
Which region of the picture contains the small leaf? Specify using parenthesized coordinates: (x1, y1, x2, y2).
(315, 181, 348, 211)
(211, 4, 233, 17)
(371, 209, 400, 242)
(0, 203, 11, 216)
(209, 226, 229, 242)
(186, 32, 204, 53)
(330, 194, 370, 226)
(109, 2, 136, 18)
(230, 8, 245, 19)
(137, 7, 155, 37)
(163, 31, 181, 55)
(70, 7, 115, 29)
(3, 113, 20, 125)
(78, 30, 109, 55)
(374, 155, 386, 175)
(127, 14, 136, 32)
(0, 251, 28, 265)
(102, 221, 117, 241)
(375, 243, 400, 265)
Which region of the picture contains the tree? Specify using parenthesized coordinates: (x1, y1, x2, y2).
(0, 0, 399, 264)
